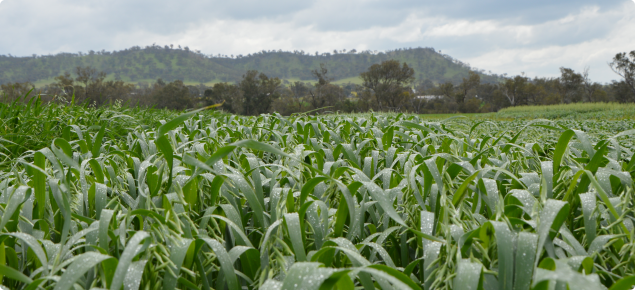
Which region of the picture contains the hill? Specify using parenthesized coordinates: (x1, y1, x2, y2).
(0, 46, 501, 86)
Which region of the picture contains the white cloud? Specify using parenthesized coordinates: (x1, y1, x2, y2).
(424, 20, 503, 37)
(462, 2, 635, 82)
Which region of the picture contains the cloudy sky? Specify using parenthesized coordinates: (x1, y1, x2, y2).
(1, 0, 634, 82)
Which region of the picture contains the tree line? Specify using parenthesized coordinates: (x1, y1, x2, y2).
(1, 50, 634, 115)
(0, 46, 498, 85)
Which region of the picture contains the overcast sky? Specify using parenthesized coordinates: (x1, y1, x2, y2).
(1, 0, 634, 82)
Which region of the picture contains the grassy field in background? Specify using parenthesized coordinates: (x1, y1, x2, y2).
(325, 102, 635, 121)
(496, 102, 635, 119)
(0, 98, 634, 289)
(332, 76, 364, 85)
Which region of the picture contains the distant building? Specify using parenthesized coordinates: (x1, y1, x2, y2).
(415, 95, 442, 100)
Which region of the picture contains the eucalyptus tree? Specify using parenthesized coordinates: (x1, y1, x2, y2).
(360, 59, 415, 111)
(610, 50, 635, 101)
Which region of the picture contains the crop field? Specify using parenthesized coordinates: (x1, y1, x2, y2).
(1, 97, 635, 290)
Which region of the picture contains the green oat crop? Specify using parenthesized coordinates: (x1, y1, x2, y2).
(1, 97, 635, 290)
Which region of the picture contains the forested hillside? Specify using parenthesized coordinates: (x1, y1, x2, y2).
(0, 45, 499, 85)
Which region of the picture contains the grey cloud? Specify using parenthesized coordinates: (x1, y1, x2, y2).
(291, 0, 627, 32)
(422, 8, 619, 57)
(410, 0, 626, 24)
